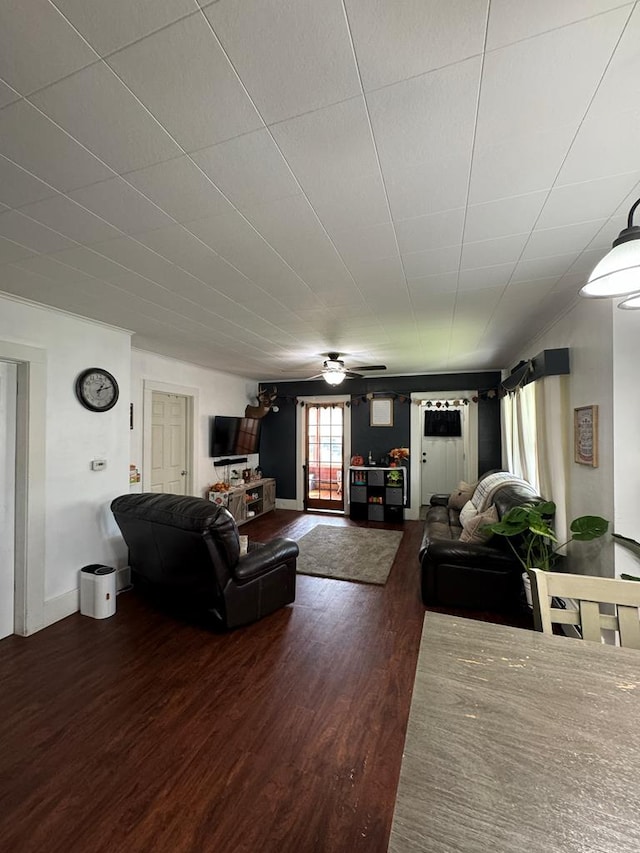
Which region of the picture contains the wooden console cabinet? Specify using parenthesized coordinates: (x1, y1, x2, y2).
(208, 477, 276, 525)
(348, 466, 406, 522)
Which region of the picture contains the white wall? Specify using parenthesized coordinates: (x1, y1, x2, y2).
(130, 349, 258, 500)
(0, 293, 131, 625)
(506, 297, 615, 576)
(0, 362, 17, 638)
(612, 306, 640, 579)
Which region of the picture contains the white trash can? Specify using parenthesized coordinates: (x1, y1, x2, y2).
(80, 564, 116, 619)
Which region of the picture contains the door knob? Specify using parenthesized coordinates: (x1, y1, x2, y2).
(180, 470, 187, 476)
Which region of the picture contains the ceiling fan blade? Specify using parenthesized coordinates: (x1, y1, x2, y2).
(306, 373, 326, 380)
(344, 371, 363, 379)
(351, 364, 387, 371)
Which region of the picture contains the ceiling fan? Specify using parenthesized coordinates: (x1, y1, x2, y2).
(308, 352, 387, 386)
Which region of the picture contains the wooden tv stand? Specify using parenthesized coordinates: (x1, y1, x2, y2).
(208, 477, 276, 525)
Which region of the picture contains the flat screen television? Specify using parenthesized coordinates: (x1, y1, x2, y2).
(211, 415, 262, 457)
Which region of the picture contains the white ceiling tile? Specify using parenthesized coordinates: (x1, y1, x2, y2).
(30, 62, 182, 173)
(0, 209, 76, 254)
(242, 195, 353, 290)
(52, 0, 198, 56)
(486, 0, 630, 50)
(396, 209, 465, 254)
(556, 108, 640, 185)
(464, 192, 547, 243)
(125, 156, 234, 222)
(345, 255, 405, 290)
(0, 79, 20, 108)
(0, 155, 58, 208)
(0, 100, 114, 191)
(457, 262, 515, 291)
(477, 10, 628, 148)
(368, 58, 481, 172)
(13, 253, 106, 283)
(537, 173, 640, 230)
(0, 235, 37, 264)
(586, 5, 640, 118)
(523, 219, 607, 260)
(0, 0, 98, 94)
(385, 154, 472, 221)
(192, 129, 299, 210)
(309, 175, 390, 233)
(48, 246, 130, 279)
(203, 0, 361, 124)
(511, 253, 577, 282)
(19, 195, 122, 244)
(461, 233, 528, 269)
(346, 0, 487, 90)
(108, 14, 262, 152)
(88, 236, 185, 284)
(407, 272, 459, 298)
(403, 244, 461, 279)
(271, 97, 379, 193)
(469, 123, 575, 204)
(326, 222, 398, 266)
(69, 177, 175, 235)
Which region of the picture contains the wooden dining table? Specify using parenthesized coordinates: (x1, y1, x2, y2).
(388, 612, 640, 853)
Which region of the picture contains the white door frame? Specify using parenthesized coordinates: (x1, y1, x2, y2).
(142, 380, 198, 495)
(0, 341, 46, 636)
(408, 390, 478, 520)
(295, 395, 351, 512)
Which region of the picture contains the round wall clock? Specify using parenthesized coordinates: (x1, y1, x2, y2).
(75, 368, 119, 412)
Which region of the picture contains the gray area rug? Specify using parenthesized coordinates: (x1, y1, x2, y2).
(296, 524, 403, 585)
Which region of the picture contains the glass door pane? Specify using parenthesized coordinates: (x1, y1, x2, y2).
(305, 404, 344, 511)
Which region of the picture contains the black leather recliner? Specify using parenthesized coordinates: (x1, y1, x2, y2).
(110, 492, 298, 628)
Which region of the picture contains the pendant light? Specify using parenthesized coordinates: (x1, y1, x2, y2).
(579, 197, 640, 299)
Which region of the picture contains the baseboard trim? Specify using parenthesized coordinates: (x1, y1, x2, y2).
(43, 588, 79, 628)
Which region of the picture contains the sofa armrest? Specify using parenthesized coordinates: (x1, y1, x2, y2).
(235, 538, 299, 582)
(429, 494, 450, 507)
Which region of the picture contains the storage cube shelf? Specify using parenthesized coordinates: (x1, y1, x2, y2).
(348, 467, 406, 522)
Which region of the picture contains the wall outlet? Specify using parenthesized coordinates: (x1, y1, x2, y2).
(91, 459, 107, 470)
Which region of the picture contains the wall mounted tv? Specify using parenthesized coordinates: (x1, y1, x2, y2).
(210, 415, 262, 457)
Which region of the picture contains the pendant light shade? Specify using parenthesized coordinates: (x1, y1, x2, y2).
(323, 369, 345, 386)
(617, 292, 640, 310)
(580, 198, 640, 298)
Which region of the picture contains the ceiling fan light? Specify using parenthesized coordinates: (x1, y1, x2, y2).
(323, 370, 345, 386)
(617, 292, 640, 310)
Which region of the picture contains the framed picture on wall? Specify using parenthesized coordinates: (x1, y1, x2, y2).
(370, 398, 393, 427)
(574, 405, 598, 467)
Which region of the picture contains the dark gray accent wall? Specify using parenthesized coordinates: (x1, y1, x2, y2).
(259, 372, 502, 501)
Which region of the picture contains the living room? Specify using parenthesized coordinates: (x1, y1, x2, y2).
(1, 2, 640, 850)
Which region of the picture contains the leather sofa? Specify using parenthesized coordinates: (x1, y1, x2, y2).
(419, 472, 546, 612)
(111, 492, 299, 628)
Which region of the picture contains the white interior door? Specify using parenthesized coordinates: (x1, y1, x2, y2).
(421, 435, 465, 497)
(150, 392, 188, 494)
(0, 362, 17, 639)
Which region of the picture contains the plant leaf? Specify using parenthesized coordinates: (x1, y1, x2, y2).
(570, 516, 608, 541)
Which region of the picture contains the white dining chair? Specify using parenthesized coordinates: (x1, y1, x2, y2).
(527, 568, 640, 649)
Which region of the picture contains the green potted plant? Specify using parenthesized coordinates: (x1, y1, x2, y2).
(484, 501, 609, 605)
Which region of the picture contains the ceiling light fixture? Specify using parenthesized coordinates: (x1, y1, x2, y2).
(580, 197, 640, 299)
(323, 360, 346, 385)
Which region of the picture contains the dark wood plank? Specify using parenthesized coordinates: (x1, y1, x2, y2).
(0, 510, 527, 853)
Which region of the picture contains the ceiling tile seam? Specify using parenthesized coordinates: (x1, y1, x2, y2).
(0, 79, 22, 110)
(446, 0, 493, 368)
(0, 153, 67, 208)
(198, 7, 386, 328)
(469, 0, 638, 345)
(0, 207, 89, 255)
(340, 0, 422, 342)
(49, 1, 206, 63)
(484, 1, 637, 55)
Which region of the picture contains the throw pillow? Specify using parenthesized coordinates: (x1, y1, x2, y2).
(460, 504, 499, 543)
(448, 480, 475, 510)
(459, 500, 478, 527)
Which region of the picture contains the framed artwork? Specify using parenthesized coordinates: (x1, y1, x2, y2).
(574, 405, 598, 467)
(370, 398, 393, 427)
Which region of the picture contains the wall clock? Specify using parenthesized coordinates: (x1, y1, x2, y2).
(75, 367, 119, 412)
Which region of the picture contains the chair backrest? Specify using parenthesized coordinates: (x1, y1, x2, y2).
(110, 493, 240, 593)
(528, 568, 640, 649)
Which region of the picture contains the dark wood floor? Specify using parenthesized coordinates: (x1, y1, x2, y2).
(0, 510, 531, 853)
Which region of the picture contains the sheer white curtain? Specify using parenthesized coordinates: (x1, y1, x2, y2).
(501, 376, 569, 542)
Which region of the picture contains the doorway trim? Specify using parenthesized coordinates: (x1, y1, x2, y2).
(408, 390, 478, 520)
(142, 380, 198, 495)
(295, 394, 351, 512)
(0, 340, 46, 636)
